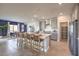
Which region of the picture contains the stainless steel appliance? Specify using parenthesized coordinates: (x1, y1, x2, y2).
(69, 20, 78, 56)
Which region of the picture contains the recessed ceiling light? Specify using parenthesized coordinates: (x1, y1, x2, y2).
(33, 15, 37, 18)
(42, 17, 45, 19)
(32, 18, 34, 21)
(59, 12, 63, 15)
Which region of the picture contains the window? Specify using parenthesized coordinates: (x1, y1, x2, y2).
(10, 25, 18, 33)
(10, 25, 14, 33)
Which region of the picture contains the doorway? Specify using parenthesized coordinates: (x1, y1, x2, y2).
(60, 22, 68, 41)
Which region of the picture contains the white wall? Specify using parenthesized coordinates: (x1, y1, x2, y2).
(71, 4, 78, 21)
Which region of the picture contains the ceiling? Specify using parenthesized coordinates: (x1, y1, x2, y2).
(0, 3, 75, 20)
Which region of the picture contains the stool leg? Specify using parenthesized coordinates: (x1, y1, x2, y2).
(22, 38, 25, 48)
(17, 38, 18, 47)
(17, 38, 20, 47)
(20, 38, 23, 48)
(25, 38, 27, 47)
(30, 39, 32, 50)
(38, 40, 41, 55)
(27, 39, 29, 47)
(43, 41, 45, 56)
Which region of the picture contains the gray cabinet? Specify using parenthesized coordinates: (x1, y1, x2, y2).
(50, 31, 57, 41)
(50, 17, 57, 40)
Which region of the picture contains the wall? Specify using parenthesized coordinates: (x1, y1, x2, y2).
(71, 4, 78, 21)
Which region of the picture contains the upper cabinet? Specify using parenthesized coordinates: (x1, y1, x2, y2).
(51, 17, 57, 29)
(39, 17, 57, 32)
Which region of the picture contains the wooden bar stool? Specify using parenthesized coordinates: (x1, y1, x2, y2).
(31, 35, 42, 55)
(33, 34, 46, 55)
(30, 34, 34, 49)
(39, 38, 45, 55)
(26, 33, 32, 48)
(23, 32, 29, 48)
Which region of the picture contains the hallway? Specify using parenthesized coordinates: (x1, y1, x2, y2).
(0, 38, 70, 56)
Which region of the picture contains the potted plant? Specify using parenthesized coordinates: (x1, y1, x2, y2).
(0, 24, 8, 38)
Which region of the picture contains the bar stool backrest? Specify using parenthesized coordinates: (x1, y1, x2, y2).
(27, 33, 31, 39)
(16, 32, 19, 38)
(23, 32, 27, 38)
(33, 35, 39, 41)
(30, 34, 34, 40)
(19, 32, 23, 38)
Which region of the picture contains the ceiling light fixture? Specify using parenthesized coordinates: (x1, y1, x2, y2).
(58, 3, 62, 5)
(33, 14, 38, 18)
(42, 17, 45, 19)
(32, 18, 34, 21)
(59, 12, 63, 16)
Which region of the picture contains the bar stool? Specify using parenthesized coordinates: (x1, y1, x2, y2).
(23, 32, 29, 47)
(31, 35, 42, 55)
(17, 32, 24, 47)
(30, 34, 34, 48)
(22, 32, 26, 47)
(39, 38, 45, 55)
(16, 32, 20, 46)
(26, 33, 32, 48)
(33, 34, 46, 55)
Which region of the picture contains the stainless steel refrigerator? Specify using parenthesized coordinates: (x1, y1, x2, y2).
(69, 20, 78, 56)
